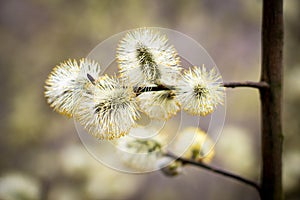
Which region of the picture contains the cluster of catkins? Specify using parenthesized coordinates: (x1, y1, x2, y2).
(45, 28, 224, 141)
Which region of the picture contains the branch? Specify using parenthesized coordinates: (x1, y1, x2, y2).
(134, 85, 175, 95)
(87, 73, 269, 92)
(260, 0, 284, 199)
(223, 81, 269, 89)
(134, 81, 269, 95)
(166, 152, 261, 196)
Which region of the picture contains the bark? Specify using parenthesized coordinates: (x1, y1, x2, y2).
(260, 0, 284, 199)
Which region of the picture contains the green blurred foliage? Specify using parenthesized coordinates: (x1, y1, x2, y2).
(0, 0, 299, 199)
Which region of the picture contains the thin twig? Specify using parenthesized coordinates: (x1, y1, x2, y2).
(135, 82, 269, 94)
(86, 74, 269, 91)
(134, 85, 175, 95)
(166, 152, 261, 197)
(223, 81, 269, 89)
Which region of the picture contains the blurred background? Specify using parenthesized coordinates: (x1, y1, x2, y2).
(0, 0, 299, 199)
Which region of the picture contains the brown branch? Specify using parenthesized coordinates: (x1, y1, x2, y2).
(223, 81, 269, 89)
(134, 81, 269, 95)
(166, 152, 261, 196)
(260, 0, 284, 199)
(134, 84, 175, 95)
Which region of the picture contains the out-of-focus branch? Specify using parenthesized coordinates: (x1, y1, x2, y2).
(165, 152, 261, 197)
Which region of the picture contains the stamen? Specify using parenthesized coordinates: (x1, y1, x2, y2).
(136, 45, 161, 82)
